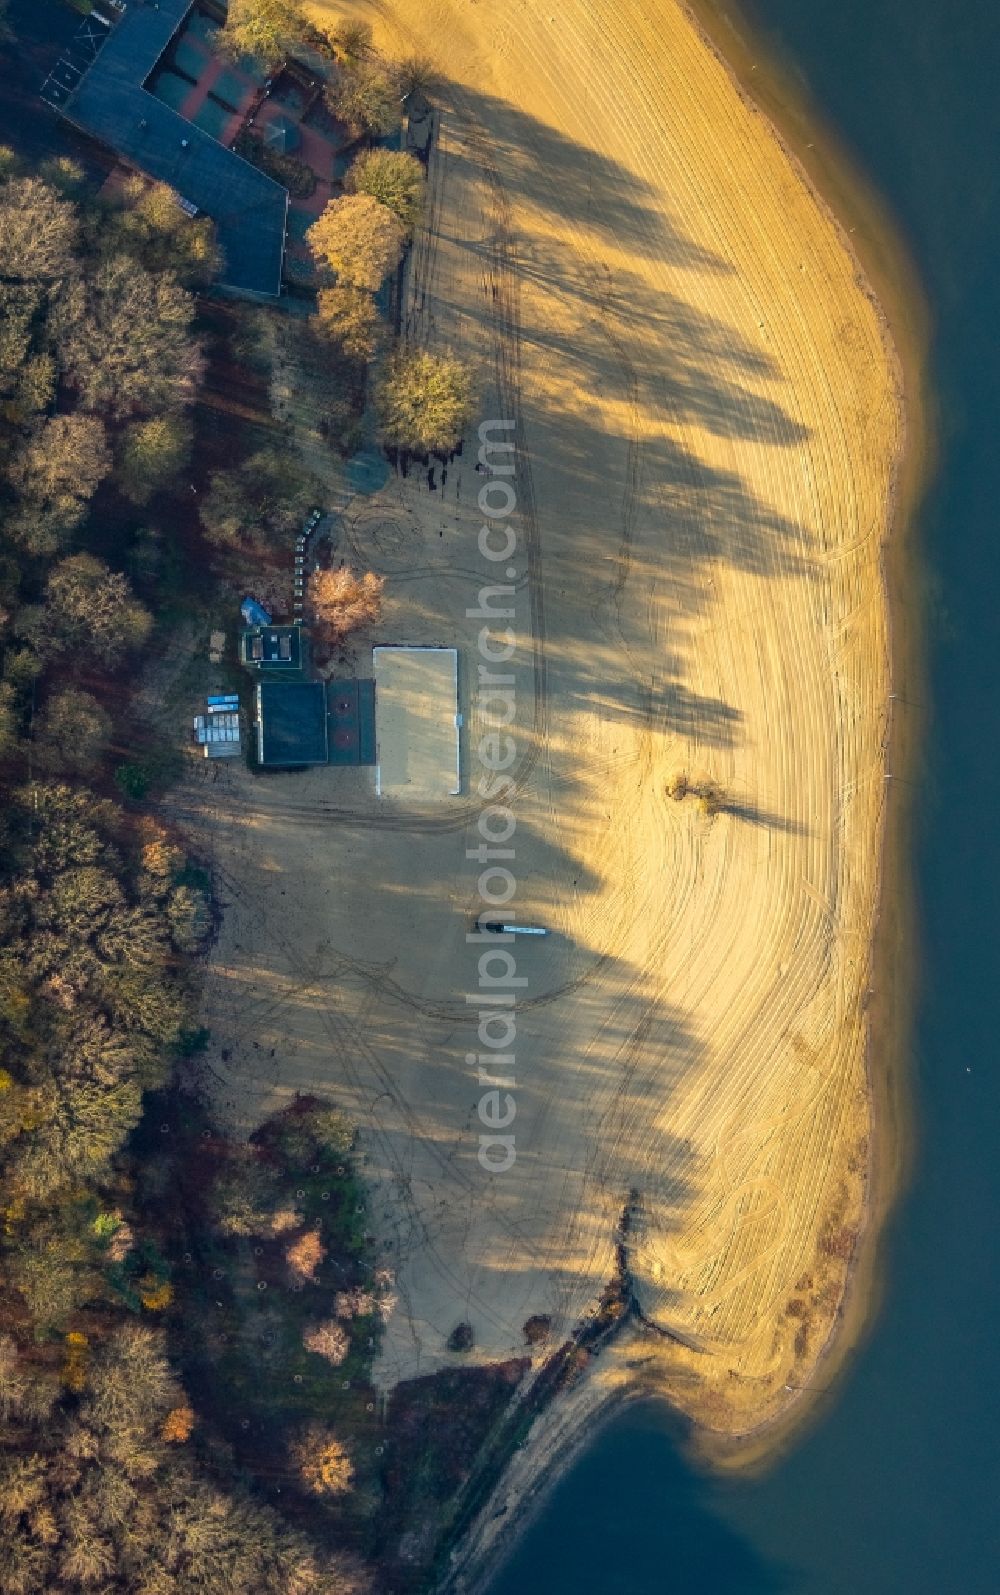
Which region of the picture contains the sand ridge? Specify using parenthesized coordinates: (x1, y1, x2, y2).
(170, 0, 905, 1448)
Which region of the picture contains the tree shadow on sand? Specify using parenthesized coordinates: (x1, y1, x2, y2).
(401, 79, 826, 786)
(352, 936, 705, 1330)
(717, 797, 808, 834)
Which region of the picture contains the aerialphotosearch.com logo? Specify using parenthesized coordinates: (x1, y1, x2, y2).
(466, 419, 522, 1174)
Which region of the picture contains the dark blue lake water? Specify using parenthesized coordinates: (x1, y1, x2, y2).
(489, 2, 1000, 1590)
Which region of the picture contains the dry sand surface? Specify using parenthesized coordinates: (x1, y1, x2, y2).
(168, 0, 907, 1455)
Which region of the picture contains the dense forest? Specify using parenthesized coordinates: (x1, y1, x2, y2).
(0, 150, 374, 1591)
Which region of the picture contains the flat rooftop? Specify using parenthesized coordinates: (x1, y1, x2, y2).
(256, 681, 328, 768)
(328, 679, 376, 767)
(373, 647, 460, 801)
(241, 625, 302, 670)
(62, 0, 287, 298)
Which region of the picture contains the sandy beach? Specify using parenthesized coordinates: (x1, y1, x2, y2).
(167, 0, 917, 1513)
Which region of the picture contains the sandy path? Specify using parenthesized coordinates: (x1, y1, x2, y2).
(170, 0, 904, 1448)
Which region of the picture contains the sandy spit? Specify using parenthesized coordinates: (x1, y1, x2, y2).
(418, 0, 930, 1556)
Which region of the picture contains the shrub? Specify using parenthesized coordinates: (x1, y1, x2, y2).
(114, 762, 151, 802)
(285, 1228, 325, 1283)
(820, 1225, 858, 1261)
(293, 1426, 354, 1496)
(265, 1102, 355, 1168)
(233, 131, 316, 199)
(523, 1313, 551, 1346)
(37, 156, 87, 199)
(302, 1320, 349, 1365)
(165, 884, 210, 952)
(698, 783, 725, 816)
(317, 17, 372, 66)
(309, 1106, 355, 1156)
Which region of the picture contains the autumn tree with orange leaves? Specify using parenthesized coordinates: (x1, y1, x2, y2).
(309, 567, 384, 645)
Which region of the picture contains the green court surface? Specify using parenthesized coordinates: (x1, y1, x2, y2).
(211, 67, 251, 110)
(191, 96, 233, 141)
(173, 36, 207, 81)
(150, 69, 190, 111)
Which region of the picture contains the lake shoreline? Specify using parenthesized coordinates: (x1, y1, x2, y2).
(440, 0, 931, 1582)
(677, 0, 932, 1473)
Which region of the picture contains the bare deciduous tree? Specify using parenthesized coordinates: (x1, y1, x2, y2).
(35, 688, 111, 776)
(0, 176, 79, 283)
(23, 554, 152, 665)
(116, 415, 192, 506)
(302, 1320, 349, 1365)
(50, 257, 203, 420)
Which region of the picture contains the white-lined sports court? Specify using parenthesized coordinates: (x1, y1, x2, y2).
(372, 647, 460, 800)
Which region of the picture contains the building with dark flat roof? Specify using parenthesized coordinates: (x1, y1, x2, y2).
(328, 679, 376, 766)
(255, 681, 328, 767)
(61, 0, 287, 298)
